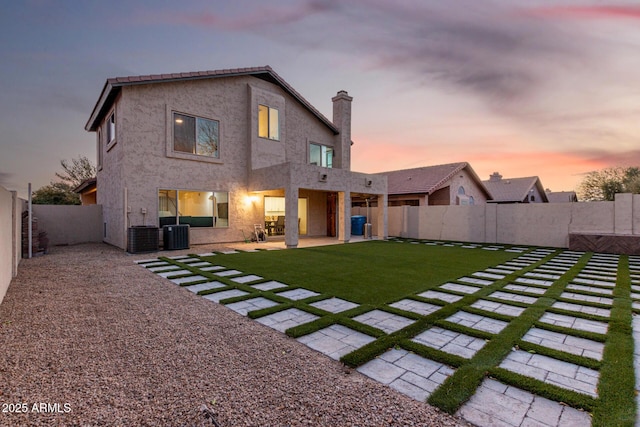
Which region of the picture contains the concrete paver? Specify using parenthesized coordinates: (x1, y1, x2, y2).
(297, 324, 375, 359)
(456, 378, 591, 427)
(552, 301, 611, 318)
(310, 297, 359, 313)
(504, 284, 546, 295)
(357, 349, 455, 401)
(231, 274, 263, 283)
(276, 288, 321, 300)
(352, 309, 415, 334)
(471, 299, 525, 317)
(389, 299, 442, 316)
(500, 350, 599, 397)
(213, 269, 243, 277)
(489, 290, 538, 304)
(255, 308, 319, 332)
(522, 327, 605, 360)
(170, 275, 208, 285)
(184, 281, 227, 293)
(225, 297, 279, 316)
(440, 283, 481, 294)
(412, 326, 487, 358)
(418, 290, 463, 303)
(251, 280, 288, 291)
(539, 312, 608, 334)
(202, 289, 248, 302)
(445, 311, 509, 334)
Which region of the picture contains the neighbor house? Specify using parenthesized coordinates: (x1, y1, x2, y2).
(546, 190, 578, 203)
(85, 66, 387, 250)
(74, 177, 97, 205)
(483, 172, 548, 203)
(372, 162, 491, 206)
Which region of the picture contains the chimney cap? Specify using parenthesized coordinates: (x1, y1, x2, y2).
(332, 90, 353, 102)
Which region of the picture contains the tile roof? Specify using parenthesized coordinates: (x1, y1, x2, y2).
(381, 162, 490, 197)
(546, 191, 577, 203)
(483, 176, 548, 203)
(85, 66, 338, 134)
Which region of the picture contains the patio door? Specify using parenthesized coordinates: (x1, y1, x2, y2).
(264, 196, 307, 236)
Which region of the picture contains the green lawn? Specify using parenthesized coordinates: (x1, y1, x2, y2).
(201, 241, 519, 305)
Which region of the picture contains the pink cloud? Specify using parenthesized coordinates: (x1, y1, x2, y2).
(141, 1, 335, 31)
(526, 5, 640, 20)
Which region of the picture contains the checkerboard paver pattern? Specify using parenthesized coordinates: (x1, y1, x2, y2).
(170, 275, 208, 285)
(137, 246, 640, 427)
(297, 324, 375, 359)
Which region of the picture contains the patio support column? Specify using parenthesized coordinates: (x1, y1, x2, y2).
(285, 186, 299, 248)
(338, 191, 351, 243)
(377, 193, 388, 239)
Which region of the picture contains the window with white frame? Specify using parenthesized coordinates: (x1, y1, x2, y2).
(309, 143, 333, 168)
(258, 104, 279, 140)
(106, 112, 116, 144)
(173, 112, 219, 158)
(158, 189, 228, 228)
(97, 130, 103, 168)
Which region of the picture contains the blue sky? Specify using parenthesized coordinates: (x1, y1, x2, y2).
(2, 0, 640, 197)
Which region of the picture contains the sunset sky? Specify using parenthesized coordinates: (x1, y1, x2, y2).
(2, 0, 640, 198)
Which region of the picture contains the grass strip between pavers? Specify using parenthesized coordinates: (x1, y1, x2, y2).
(591, 255, 636, 427)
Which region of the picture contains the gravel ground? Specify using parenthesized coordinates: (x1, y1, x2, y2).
(0, 243, 470, 427)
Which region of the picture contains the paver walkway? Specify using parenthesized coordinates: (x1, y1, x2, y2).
(136, 242, 640, 427)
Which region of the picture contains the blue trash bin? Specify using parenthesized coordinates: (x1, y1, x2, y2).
(351, 215, 366, 235)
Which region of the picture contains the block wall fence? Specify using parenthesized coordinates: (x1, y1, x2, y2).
(353, 193, 640, 249)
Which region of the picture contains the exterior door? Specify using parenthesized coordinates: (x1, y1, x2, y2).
(327, 193, 336, 237)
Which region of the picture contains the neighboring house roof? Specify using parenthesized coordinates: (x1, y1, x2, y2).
(85, 65, 339, 135)
(381, 162, 492, 198)
(546, 191, 578, 203)
(73, 177, 97, 194)
(483, 173, 549, 203)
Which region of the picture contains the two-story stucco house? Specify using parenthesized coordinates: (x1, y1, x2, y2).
(85, 66, 387, 250)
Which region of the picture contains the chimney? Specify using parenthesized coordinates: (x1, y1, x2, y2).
(489, 172, 502, 182)
(332, 90, 352, 170)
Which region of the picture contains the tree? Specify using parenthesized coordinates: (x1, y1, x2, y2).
(577, 166, 640, 201)
(32, 156, 96, 205)
(32, 182, 81, 205)
(55, 156, 96, 188)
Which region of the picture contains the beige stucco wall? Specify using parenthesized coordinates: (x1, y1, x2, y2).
(32, 204, 103, 246)
(389, 197, 634, 248)
(0, 186, 21, 304)
(94, 74, 387, 249)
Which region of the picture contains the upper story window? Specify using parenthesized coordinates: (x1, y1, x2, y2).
(173, 112, 219, 158)
(258, 105, 279, 140)
(97, 130, 103, 169)
(310, 143, 333, 168)
(106, 113, 116, 144)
